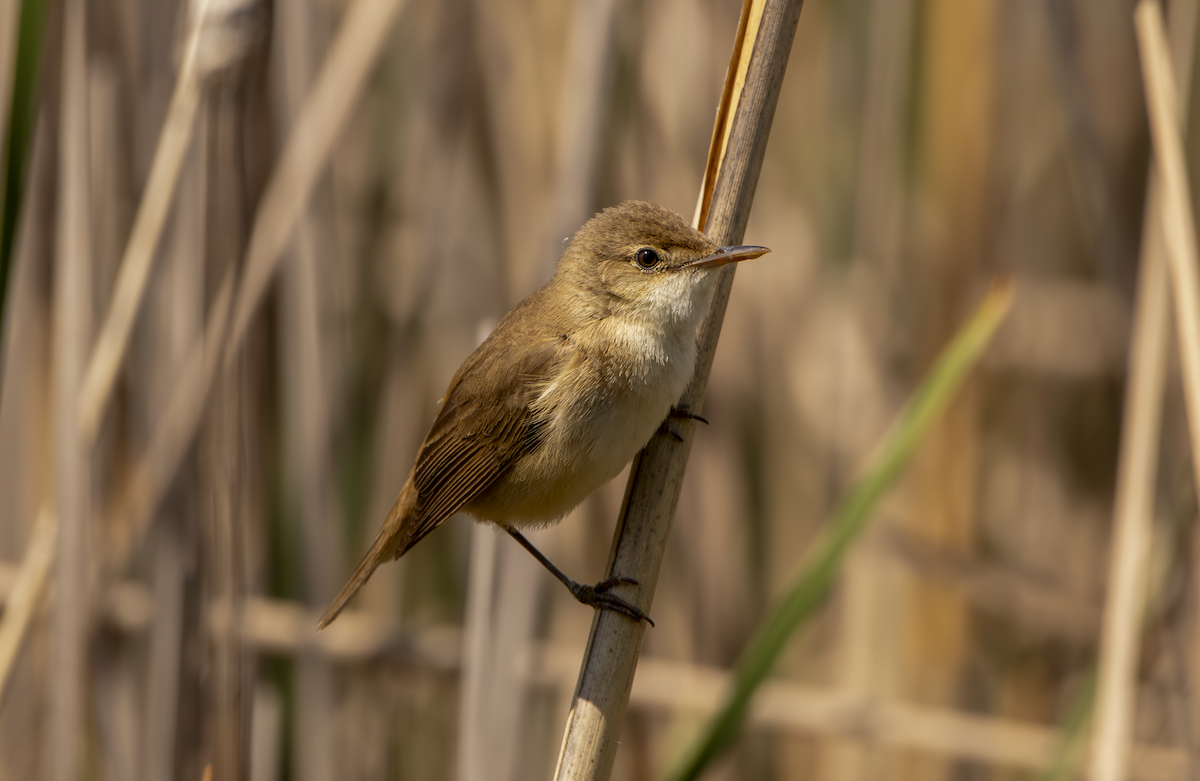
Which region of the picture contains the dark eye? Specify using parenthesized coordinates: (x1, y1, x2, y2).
(634, 248, 660, 269)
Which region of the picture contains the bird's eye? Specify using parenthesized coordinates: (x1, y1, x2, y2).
(634, 248, 660, 269)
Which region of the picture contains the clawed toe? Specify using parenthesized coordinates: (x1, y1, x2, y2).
(658, 418, 686, 442)
(669, 405, 709, 425)
(570, 579, 654, 626)
(595, 575, 639, 591)
(660, 406, 707, 441)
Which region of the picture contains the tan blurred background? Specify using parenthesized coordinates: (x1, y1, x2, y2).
(0, 0, 1197, 779)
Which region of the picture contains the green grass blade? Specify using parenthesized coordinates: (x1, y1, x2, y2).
(1, 0, 49, 328)
(665, 281, 1013, 781)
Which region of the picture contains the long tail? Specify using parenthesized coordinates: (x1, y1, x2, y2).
(317, 490, 410, 630)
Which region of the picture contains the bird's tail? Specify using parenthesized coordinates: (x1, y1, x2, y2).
(317, 489, 411, 631)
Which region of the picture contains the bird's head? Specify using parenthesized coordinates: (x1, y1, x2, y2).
(555, 201, 769, 324)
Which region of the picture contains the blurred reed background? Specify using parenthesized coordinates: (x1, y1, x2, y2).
(0, 0, 1198, 779)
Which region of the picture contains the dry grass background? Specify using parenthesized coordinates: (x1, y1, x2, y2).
(0, 0, 1198, 779)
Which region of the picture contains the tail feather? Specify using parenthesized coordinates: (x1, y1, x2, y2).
(317, 489, 411, 630)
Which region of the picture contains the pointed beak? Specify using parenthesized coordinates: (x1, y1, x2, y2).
(684, 244, 771, 270)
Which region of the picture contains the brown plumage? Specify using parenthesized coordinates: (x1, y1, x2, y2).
(318, 201, 768, 630)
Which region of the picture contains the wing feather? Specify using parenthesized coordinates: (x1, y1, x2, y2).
(393, 336, 563, 555)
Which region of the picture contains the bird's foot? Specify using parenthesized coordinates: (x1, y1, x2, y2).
(569, 576, 655, 626)
(505, 529, 655, 626)
(659, 405, 709, 442)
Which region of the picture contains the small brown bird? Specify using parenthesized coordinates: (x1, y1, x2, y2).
(318, 201, 768, 630)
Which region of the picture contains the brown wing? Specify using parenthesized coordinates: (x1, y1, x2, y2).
(318, 303, 570, 631)
(393, 335, 560, 555)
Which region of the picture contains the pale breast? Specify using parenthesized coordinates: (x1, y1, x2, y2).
(467, 312, 699, 526)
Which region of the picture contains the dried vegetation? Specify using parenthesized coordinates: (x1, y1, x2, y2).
(1, 0, 1198, 779)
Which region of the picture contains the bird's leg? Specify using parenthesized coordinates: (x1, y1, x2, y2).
(659, 404, 709, 442)
(504, 528, 654, 626)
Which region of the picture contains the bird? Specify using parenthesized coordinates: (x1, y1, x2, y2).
(318, 201, 768, 630)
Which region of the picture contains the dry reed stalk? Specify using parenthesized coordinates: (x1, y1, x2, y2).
(274, 0, 339, 603)
(282, 120, 339, 781)
(851, 0, 912, 274)
(1090, 4, 1200, 780)
(200, 24, 266, 768)
(138, 54, 212, 781)
(84, 57, 138, 778)
(488, 541, 544, 779)
(251, 685, 283, 781)
(86, 57, 122, 291)
(1043, 0, 1135, 291)
(545, 0, 619, 275)
(828, 1, 913, 777)
(1145, 0, 1200, 762)
(0, 504, 54, 703)
(1189, 531, 1200, 757)
(142, 518, 187, 781)
(470, 0, 557, 302)
(458, 525, 500, 781)
(554, 1, 806, 778)
(49, 0, 92, 778)
(1090, 157, 1171, 781)
(76, 0, 214, 444)
(899, 10, 995, 776)
(273, 2, 339, 778)
(95, 653, 139, 781)
(1136, 5, 1200, 525)
(202, 371, 249, 780)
